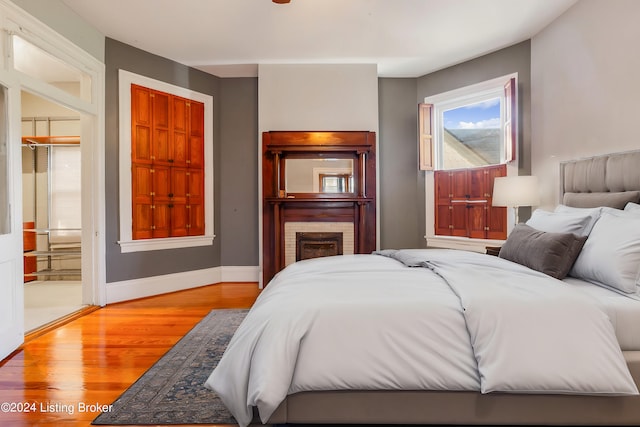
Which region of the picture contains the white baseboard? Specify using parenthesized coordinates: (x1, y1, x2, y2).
(105, 266, 259, 305)
(221, 266, 260, 282)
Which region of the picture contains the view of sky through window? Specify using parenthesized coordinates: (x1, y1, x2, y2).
(441, 97, 502, 169)
(443, 98, 500, 129)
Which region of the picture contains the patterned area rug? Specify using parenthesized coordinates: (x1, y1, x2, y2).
(92, 309, 248, 425)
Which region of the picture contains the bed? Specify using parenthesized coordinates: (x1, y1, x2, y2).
(206, 150, 640, 426)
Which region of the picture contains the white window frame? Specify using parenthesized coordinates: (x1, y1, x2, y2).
(423, 73, 518, 251)
(426, 73, 517, 171)
(117, 70, 215, 253)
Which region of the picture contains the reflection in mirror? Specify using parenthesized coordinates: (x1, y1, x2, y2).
(285, 158, 353, 193)
(320, 174, 351, 193)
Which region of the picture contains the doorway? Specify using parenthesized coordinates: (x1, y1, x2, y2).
(0, 1, 105, 361)
(21, 92, 85, 332)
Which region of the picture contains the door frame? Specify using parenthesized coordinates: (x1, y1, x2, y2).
(0, 70, 24, 361)
(0, 1, 106, 335)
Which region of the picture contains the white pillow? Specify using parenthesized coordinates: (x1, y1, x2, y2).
(570, 211, 640, 295)
(624, 202, 640, 213)
(526, 209, 598, 236)
(554, 204, 603, 215)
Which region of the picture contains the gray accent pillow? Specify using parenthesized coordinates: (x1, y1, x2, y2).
(499, 224, 587, 279)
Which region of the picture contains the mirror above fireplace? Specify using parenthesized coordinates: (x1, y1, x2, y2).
(285, 158, 354, 193)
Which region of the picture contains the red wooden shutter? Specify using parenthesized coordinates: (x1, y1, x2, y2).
(151, 90, 170, 164)
(485, 164, 507, 240)
(434, 170, 452, 235)
(152, 165, 171, 238)
(188, 100, 205, 236)
(172, 97, 189, 167)
(131, 85, 152, 164)
(131, 85, 153, 240)
(449, 170, 468, 237)
(132, 163, 153, 240)
(131, 85, 206, 240)
(433, 165, 507, 239)
(466, 168, 488, 239)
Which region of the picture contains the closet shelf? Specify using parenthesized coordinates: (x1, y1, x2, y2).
(23, 228, 81, 232)
(24, 269, 81, 277)
(24, 251, 81, 257)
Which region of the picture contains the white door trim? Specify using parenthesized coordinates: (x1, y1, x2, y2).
(0, 72, 24, 361)
(0, 0, 106, 310)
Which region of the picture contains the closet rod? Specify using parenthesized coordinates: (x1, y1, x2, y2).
(21, 136, 80, 145)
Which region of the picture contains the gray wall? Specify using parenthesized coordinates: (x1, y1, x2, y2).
(378, 78, 425, 249)
(105, 38, 224, 283)
(219, 78, 259, 266)
(531, 0, 640, 209)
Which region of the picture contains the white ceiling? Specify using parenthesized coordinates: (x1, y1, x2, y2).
(60, 0, 577, 78)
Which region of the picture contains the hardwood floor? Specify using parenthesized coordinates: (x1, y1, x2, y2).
(0, 282, 261, 427)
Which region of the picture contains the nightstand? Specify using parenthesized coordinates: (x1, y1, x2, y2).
(485, 246, 502, 256)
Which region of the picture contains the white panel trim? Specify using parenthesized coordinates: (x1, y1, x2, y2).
(105, 266, 259, 304)
(117, 69, 214, 253)
(119, 235, 215, 253)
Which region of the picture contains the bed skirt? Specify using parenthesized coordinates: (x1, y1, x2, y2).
(266, 351, 640, 425)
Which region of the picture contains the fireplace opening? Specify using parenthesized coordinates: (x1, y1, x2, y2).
(296, 232, 343, 262)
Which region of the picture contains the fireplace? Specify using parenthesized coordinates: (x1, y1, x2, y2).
(284, 222, 354, 266)
(296, 232, 343, 261)
(262, 131, 376, 285)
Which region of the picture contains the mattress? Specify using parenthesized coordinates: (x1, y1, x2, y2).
(564, 276, 640, 350)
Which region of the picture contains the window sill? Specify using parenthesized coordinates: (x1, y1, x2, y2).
(424, 235, 505, 253)
(118, 235, 216, 253)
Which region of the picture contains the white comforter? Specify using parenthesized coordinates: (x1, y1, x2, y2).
(205, 249, 638, 426)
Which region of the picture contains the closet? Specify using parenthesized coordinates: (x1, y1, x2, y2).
(21, 109, 84, 332)
(22, 116, 81, 282)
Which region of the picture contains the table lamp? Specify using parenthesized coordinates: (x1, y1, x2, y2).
(492, 175, 540, 225)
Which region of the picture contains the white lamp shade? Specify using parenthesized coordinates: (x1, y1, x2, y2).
(492, 175, 540, 207)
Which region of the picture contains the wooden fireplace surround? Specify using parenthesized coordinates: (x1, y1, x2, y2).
(262, 131, 377, 285)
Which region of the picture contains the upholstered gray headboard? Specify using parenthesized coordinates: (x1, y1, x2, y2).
(561, 150, 640, 209)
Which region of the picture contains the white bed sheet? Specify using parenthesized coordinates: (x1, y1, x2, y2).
(564, 276, 640, 350)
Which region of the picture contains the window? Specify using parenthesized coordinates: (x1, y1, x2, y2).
(320, 174, 351, 193)
(419, 74, 517, 171)
(422, 74, 518, 243)
(12, 35, 92, 103)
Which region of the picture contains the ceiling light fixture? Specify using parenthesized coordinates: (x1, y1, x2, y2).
(272, 0, 291, 3)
